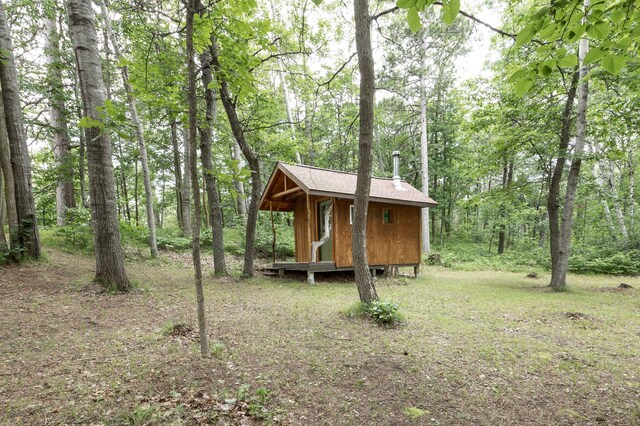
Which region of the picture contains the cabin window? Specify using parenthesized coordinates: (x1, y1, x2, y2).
(349, 205, 354, 225)
(383, 208, 394, 224)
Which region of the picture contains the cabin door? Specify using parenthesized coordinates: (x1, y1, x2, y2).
(317, 199, 333, 261)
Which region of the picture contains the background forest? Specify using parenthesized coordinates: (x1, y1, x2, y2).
(1, 0, 639, 278)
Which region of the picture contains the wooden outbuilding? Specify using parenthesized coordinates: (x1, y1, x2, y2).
(259, 158, 437, 282)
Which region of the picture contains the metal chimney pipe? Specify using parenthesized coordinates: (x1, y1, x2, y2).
(392, 151, 404, 190)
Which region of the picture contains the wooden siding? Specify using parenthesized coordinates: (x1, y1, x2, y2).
(293, 196, 309, 262)
(333, 199, 421, 267)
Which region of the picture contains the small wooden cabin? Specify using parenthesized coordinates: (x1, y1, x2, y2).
(259, 162, 437, 281)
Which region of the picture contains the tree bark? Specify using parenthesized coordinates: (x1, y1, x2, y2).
(67, 0, 130, 291)
(181, 124, 193, 238)
(231, 142, 247, 219)
(0, 88, 17, 252)
(352, 0, 378, 304)
(601, 160, 628, 240)
(171, 121, 184, 229)
(0, 0, 40, 259)
(210, 38, 261, 277)
(198, 31, 226, 274)
(99, 0, 158, 256)
(419, 35, 430, 255)
(547, 71, 578, 286)
(186, 0, 208, 357)
(550, 19, 589, 291)
(45, 15, 75, 226)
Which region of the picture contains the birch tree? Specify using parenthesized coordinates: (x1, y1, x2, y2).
(99, 0, 158, 257)
(44, 10, 75, 226)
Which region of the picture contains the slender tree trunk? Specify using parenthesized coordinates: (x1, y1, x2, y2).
(497, 163, 508, 255)
(0, 1, 40, 259)
(117, 144, 131, 223)
(134, 161, 140, 226)
(550, 21, 589, 291)
(231, 142, 247, 219)
(594, 162, 618, 238)
(186, 0, 208, 357)
(602, 160, 628, 240)
(45, 16, 75, 226)
(67, 0, 130, 291)
(210, 38, 261, 277)
(197, 24, 226, 274)
(547, 71, 579, 284)
(181, 124, 193, 237)
(171, 121, 184, 229)
(268, 0, 301, 164)
(419, 36, 430, 255)
(100, 0, 158, 256)
(352, 0, 378, 304)
(0, 91, 17, 251)
(628, 149, 636, 234)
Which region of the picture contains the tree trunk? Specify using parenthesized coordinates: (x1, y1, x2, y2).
(419, 35, 430, 255)
(547, 71, 579, 285)
(602, 160, 628, 240)
(0, 89, 17, 251)
(210, 38, 261, 277)
(0, 1, 40, 259)
(352, 0, 378, 304)
(67, 0, 130, 291)
(628, 150, 635, 234)
(186, 0, 208, 357)
(550, 22, 589, 291)
(232, 142, 247, 219)
(497, 163, 508, 255)
(181, 124, 193, 238)
(268, 0, 301, 164)
(171, 121, 184, 230)
(73, 70, 89, 209)
(197, 29, 226, 274)
(45, 15, 75, 226)
(100, 0, 158, 256)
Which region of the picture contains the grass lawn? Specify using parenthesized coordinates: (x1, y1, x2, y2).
(1, 247, 639, 425)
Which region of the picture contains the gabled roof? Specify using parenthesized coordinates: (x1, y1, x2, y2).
(259, 162, 437, 211)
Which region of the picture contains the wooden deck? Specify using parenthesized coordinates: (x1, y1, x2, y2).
(270, 262, 419, 280)
(271, 261, 356, 272)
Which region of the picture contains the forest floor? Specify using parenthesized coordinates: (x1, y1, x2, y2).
(1, 247, 639, 426)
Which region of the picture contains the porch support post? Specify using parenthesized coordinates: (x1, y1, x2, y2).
(270, 201, 276, 263)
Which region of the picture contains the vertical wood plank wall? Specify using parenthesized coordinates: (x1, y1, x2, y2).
(333, 199, 421, 267)
(294, 195, 422, 266)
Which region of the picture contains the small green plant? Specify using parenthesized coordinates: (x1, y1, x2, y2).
(344, 300, 404, 326)
(210, 341, 226, 358)
(366, 300, 403, 326)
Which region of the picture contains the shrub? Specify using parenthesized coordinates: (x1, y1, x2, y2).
(345, 300, 404, 327)
(366, 300, 403, 326)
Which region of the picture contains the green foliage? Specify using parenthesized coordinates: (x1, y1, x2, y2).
(253, 216, 295, 259)
(51, 207, 94, 252)
(345, 300, 404, 327)
(366, 300, 403, 326)
(569, 248, 640, 276)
